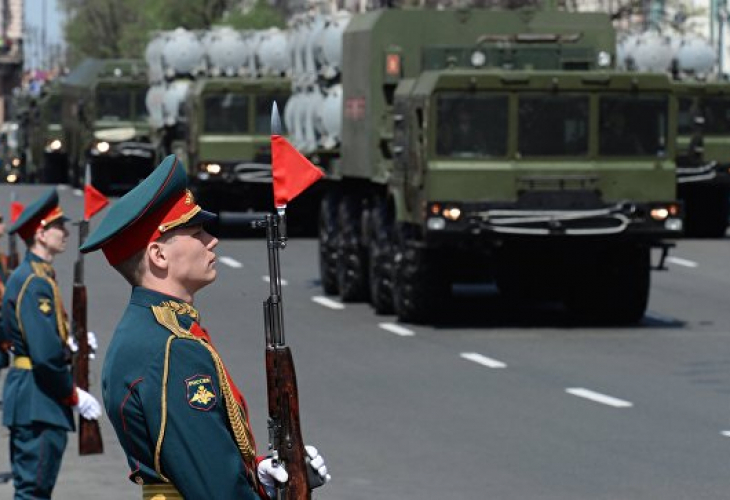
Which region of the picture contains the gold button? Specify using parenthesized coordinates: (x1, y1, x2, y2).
(135, 476, 144, 485)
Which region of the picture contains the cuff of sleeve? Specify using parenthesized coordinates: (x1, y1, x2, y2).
(61, 385, 79, 406)
(255, 456, 269, 499)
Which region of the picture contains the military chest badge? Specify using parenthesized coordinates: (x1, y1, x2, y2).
(185, 374, 217, 411)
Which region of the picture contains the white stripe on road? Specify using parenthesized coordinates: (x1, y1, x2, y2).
(72, 189, 83, 197)
(378, 322, 415, 337)
(565, 388, 633, 408)
(721, 431, 730, 438)
(262, 276, 288, 286)
(218, 256, 243, 268)
(667, 256, 698, 268)
(460, 352, 507, 369)
(311, 296, 345, 310)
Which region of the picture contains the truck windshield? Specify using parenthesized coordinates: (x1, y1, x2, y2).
(436, 93, 507, 158)
(203, 93, 249, 133)
(518, 95, 589, 156)
(47, 97, 62, 123)
(677, 97, 696, 136)
(599, 95, 668, 156)
(701, 97, 730, 135)
(255, 94, 289, 133)
(97, 90, 132, 121)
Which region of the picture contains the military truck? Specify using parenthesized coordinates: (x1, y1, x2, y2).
(25, 80, 68, 183)
(181, 76, 291, 217)
(61, 58, 155, 193)
(314, 8, 682, 324)
(673, 80, 730, 237)
(145, 28, 312, 228)
(1, 90, 34, 183)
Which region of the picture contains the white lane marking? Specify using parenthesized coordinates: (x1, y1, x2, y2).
(378, 322, 415, 337)
(566, 388, 633, 408)
(460, 352, 507, 369)
(57, 185, 69, 191)
(721, 431, 730, 438)
(218, 256, 243, 268)
(311, 296, 345, 310)
(72, 189, 83, 197)
(667, 256, 698, 268)
(262, 276, 288, 286)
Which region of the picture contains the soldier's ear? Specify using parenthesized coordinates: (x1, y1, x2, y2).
(147, 241, 170, 271)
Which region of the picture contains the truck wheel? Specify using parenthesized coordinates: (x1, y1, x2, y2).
(368, 200, 394, 314)
(336, 194, 369, 301)
(565, 245, 650, 324)
(392, 224, 449, 324)
(318, 193, 339, 296)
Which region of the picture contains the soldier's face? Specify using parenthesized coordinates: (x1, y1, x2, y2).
(40, 221, 68, 255)
(162, 224, 219, 292)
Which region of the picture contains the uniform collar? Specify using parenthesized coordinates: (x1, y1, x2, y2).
(130, 286, 200, 322)
(27, 251, 55, 278)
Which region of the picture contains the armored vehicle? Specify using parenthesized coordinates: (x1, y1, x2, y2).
(673, 80, 730, 237)
(316, 8, 682, 324)
(61, 58, 155, 193)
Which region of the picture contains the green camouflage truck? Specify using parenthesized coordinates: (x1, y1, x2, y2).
(179, 76, 291, 219)
(318, 8, 682, 324)
(674, 80, 730, 237)
(61, 58, 155, 193)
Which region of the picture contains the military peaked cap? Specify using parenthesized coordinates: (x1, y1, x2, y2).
(80, 155, 216, 265)
(9, 188, 68, 240)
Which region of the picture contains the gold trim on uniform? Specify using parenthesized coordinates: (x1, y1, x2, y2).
(142, 484, 183, 500)
(157, 205, 201, 234)
(160, 300, 200, 321)
(13, 356, 32, 369)
(150, 304, 257, 479)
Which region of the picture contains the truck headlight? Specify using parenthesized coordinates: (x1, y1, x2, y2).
(46, 139, 63, 152)
(95, 141, 110, 153)
(442, 206, 462, 221)
(11, 157, 20, 167)
(6, 173, 17, 183)
(199, 163, 221, 175)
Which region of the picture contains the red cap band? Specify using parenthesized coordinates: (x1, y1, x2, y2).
(102, 189, 201, 266)
(17, 206, 65, 241)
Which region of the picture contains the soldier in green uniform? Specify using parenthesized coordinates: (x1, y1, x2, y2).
(1, 188, 102, 499)
(81, 156, 329, 499)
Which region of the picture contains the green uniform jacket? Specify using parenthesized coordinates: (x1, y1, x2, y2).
(2, 251, 76, 430)
(102, 287, 263, 499)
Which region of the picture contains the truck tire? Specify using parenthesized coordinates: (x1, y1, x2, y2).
(565, 244, 650, 325)
(392, 224, 449, 324)
(336, 194, 369, 302)
(318, 193, 340, 296)
(368, 200, 394, 314)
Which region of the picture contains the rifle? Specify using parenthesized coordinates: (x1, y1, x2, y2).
(72, 218, 104, 455)
(259, 212, 310, 500)
(7, 191, 19, 271)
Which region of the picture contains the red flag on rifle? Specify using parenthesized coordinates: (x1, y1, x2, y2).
(10, 202, 24, 223)
(84, 184, 109, 220)
(271, 135, 324, 208)
(270, 102, 323, 208)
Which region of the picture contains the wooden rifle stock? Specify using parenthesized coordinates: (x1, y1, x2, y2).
(261, 214, 311, 500)
(72, 220, 103, 455)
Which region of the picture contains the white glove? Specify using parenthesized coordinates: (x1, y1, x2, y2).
(306, 445, 331, 486)
(67, 332, 98, 359)
(257, 457, 288, 498)
(74, 388, 102, 420)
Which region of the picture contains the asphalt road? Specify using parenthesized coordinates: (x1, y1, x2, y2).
(0, 184, 729, 499)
